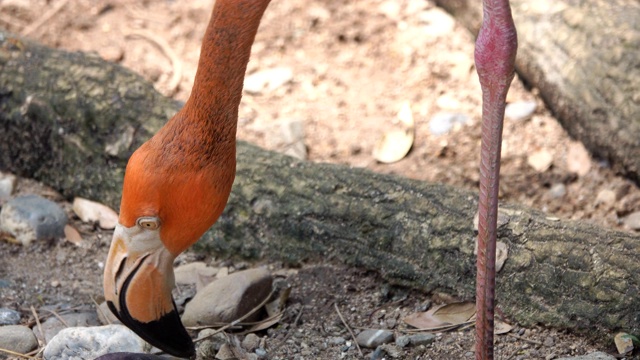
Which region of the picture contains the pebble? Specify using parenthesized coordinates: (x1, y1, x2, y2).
(0, 307, 21, 325)
(0, 325, 38, 354)
(407, 333, 436, 346)
(195, 328, 226, 358)
(37, 311, 101, 343)
(181, 268, 273, 326)
(329, 336, 346, 345)
(556, 352, 616, 360)
(395, 335, 410, 348)
(355, 329, 394, 349)
(623, 211, 640, 230)
(527, 150, 554, 172)
(543, 335, 555, 347)
(0, 194, 67, 245)
(548, 183, 567, 199)
(244, 67, 293, 94)
(505, 101, 537, 121)
(43, 325, 148, 360)
(255, 347, 267, 358)
(428, 112, 470, 135)
(595, 189, 616, 206)
(242, 333, 261, 351)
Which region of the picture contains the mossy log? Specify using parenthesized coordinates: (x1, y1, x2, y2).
(0, 33, 638, 340)
(436, 0, 640, 183)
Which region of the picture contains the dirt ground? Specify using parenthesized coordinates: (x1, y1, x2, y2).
(1, 0, 638, 358)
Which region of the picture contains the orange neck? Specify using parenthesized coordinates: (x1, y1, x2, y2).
(181, 0, 270, 144)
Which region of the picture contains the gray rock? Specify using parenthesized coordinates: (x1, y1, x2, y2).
(36, 311, 101, 343)
(329, 336, 346, 345)
(43, 325, 148, 360)
(505, 100, 537, 121)
(407, 333, 435, 346)
(556, 352, 616, 360)
(196, 328, 227, 358)
(0, 325, 38, 354)
(395, 335, 410, 347)
(355, 329, 394, 349)
(242, 333, 261, 351)
(0, 194, 67, 245)
(0, 308, 21, 325)
(182, 268, 272, 326)
(428, 112, 469, 136)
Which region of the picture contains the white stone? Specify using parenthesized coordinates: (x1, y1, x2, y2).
(43, 325, 148, 360)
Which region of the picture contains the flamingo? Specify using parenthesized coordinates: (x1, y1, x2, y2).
(474, 0, 517, 359)
(102, 0, 516, 357)
(102, 0, 270, 357)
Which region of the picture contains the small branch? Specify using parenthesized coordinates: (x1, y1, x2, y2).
(0, 347, 36, 359)
(334, 302, 363, 358)
(30, 306, 44, 347)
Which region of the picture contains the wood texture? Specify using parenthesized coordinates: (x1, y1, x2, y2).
(1, 33, 639, 341)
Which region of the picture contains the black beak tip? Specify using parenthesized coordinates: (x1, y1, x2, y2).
(107, 301, 195, 358)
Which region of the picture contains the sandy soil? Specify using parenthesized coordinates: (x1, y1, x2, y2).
(0, 0, 637, 358)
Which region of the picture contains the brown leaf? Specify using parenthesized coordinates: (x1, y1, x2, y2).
(72, 197, 118, 229)
(64, 224, 83, 245)
(373, 102, 415, 164)
(494, 320, 513, 335)
(403, 301, 475, 329)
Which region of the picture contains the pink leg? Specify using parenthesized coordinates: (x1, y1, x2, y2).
(474, 1, 517, 359)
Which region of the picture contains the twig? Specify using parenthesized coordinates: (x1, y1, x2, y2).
(21, 0, 70, 37)
(125, 29, 183, 96)
(334, 302, 363, 358)
(0, 347, 36, 359)
(507, 333, 544, 346)
(91, 295, 112, 325)
(192, 288, 275, 344)
(30, 306, 45, 347)
(39, 308, 70, 328)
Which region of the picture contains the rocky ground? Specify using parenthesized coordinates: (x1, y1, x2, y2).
(0, 0, 639, 359)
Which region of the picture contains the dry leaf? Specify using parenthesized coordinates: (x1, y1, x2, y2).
(403, 301, 475, 330)
(373, 102, 415, 163)
(72, 197, 119, 229)
(64, 224, 82, 245)
(494, 320, 513, 335)
(614, 332, 634, 354)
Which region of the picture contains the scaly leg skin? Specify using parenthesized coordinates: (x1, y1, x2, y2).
(474, 0, 517, 359)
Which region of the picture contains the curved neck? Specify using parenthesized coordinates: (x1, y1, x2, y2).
(181, 0, 270, 143)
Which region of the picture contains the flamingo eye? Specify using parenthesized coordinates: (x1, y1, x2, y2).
(136, 217, 160, 230)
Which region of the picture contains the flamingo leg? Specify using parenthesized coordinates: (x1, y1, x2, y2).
(474, 0, 517, 359)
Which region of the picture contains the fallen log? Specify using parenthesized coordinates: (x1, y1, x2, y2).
(0, 33, 638, 340)
(435, 0, 640, 183)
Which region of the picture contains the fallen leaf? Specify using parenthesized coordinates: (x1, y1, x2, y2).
(494, 320, 513, 335)
(72, 197, 118, 229)
(614, 332, 634, 354)
(403, 301, 475, 330)
(63, 224, 82, 245)
(373, 102, 415, 163)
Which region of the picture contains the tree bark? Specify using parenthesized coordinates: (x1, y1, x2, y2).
(1, 33, 638, 340)
(435, 0, 640, 183)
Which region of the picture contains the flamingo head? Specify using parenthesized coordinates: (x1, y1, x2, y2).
(103, 134, 234, 358)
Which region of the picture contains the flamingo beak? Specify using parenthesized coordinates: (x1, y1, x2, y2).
(103, 224, 195, 358)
